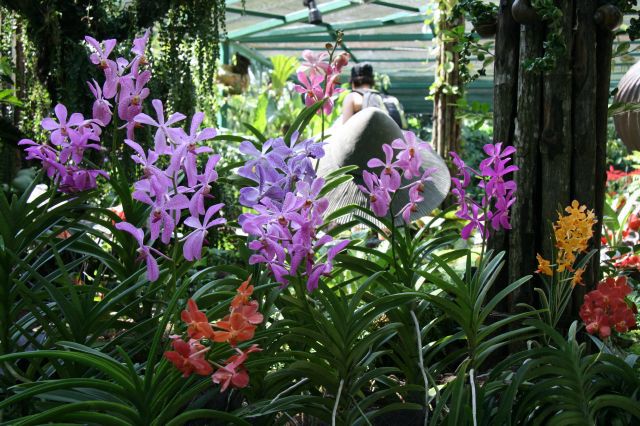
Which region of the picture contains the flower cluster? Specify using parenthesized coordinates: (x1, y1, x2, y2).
(238, 135, 348, 292)
(293, 49, 350, 115)
(450, 143, 518, 240)
(536, 201, 597, 286)
(579, 276, 637, 339)
(84, 31, 152, 138)
(120, 109, 224, 266)
(165, 279, 263, 391)
(360, 132, 437, 222)
(604, 212, 640, 271)
(606, 166, 640, 182)
(75, 33, 226, 281)
(19, 108, 110, 194)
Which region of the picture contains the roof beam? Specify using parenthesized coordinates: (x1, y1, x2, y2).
(226, 8, 286, 20)
(249, 46, 431, 52)
(238, 32, 433, 43)
(371, 1, 421, 12)
(230, 42, 272, 68)
(245, 11, 428, 39)
(227, 0, 359, 40)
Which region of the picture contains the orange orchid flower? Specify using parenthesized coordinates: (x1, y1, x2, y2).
(181, 299, 215, 340)
(213, 311, 256, 346)
(231, 277, 254, 309)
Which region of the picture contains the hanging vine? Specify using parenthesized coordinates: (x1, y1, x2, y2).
(0, 0, 228, 109)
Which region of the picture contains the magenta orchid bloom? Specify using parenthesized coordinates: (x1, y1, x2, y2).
(367, 144, 401, 191)
(148, 193, 190, 244)
(450, 142, 518, 240)
(132, 29, 150, 57)
(59, 128, 102, 164)
(293, 71, 324, 107)
(19, 139, 65, 179)
(118, 70, 151, 122)
(358, 171, 391, 218)
(59, 168, 109, 193)
(397, 184, 425, 223)
(391, 132, 431, 179)
(298, 50, 330, 75)
(134, 99, 186, 154)
(124, 139, 173, 199)
(167, 112, 217, 186)
(189, 155, 221, 217)
(115, 222, 164, 281)
(306, 240, 350, 292)
(183, 204, 226, 261)
(479, 142, 516, 170)
(130, 29, 150, 73)
(87, 79, 113, 125)
(295, 178, 329, 214)
(85, 36, 116, 69)
(41, 104, 85, 145)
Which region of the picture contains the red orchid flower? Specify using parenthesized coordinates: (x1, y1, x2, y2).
(164, 337, 212, 377)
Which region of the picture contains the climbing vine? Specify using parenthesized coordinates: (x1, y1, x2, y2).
(524, 0, 565, 72)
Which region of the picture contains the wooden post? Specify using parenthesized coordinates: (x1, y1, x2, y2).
(493, 0, 617, 318)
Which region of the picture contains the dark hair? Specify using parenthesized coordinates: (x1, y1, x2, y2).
(350, 63, 375, 86)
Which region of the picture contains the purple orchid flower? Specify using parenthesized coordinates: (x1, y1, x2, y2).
(118, 70, 151, 122)
(367, 144, 401, 191)
(87, 79, 113, 125)
(237, 139, 289, 184)
(183, 204, 226, 261)
(397, 184, 425, 223)
(59, 128, 102, 164)
(85, 36, 117, 70)
(147, 193, 190, 244)
(115, 222, 164, 281)
(296, 178, 329, 215)
(134, 99, 186, 155)
(391, 132, 430, 179)
(167, 112, 217, 186)
(479, 142, 516, 171)
(189, 155, 221, 217)
(18, 139, 65, 179)
(460, 203, 488, 240)
(41, 104, 85, 146)
(358, 171, 391, 217)
(59, 167, 109, 193)
(490, 191, 516, 231)
(298, 50, 330, 75)
(306, 240, 350, 292)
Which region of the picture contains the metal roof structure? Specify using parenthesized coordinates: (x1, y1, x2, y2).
(224, 0, 640, 114)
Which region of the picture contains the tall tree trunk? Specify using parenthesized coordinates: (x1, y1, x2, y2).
(432, 1, 462, 157)
(494, 0, 617, 317)
(491, 0, 520, 306)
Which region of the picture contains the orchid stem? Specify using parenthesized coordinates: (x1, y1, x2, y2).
(332, 378, 344, 426)
(411, 310, 430, 426)
(470, 368, 478, 426)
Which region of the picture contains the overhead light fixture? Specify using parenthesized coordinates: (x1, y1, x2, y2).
(303, 0, 323, 24)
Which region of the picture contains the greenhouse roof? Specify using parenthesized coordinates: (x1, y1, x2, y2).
(224, 0, 640, 114)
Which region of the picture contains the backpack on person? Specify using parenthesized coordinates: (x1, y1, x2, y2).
(353, 89, 408, 129)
